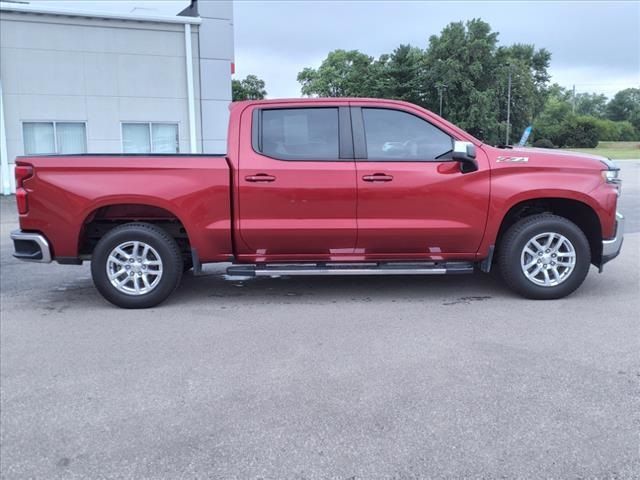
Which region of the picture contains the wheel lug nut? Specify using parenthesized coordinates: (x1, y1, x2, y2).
(551, 261, 556, 265)
(545, 249, 550, 253)
(129, 271, 134, 276)
(538, 252, 543, 256)
(543, 264, 547, 268)
(129, 258, 134, 263)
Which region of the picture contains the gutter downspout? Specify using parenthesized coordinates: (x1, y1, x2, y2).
(184, 24, 198, 153)
(0, 79, 10, 195)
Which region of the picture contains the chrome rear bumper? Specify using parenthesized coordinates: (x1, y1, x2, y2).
(10, 230, 52, 263)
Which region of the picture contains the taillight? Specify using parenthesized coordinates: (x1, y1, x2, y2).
(15, 165, 33, 214)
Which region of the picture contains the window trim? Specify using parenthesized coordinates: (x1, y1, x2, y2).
(251, 106, 354, 162)
(21, 120, 88, 155)
(352, 106, 456, 162)
(120, 121, 180, 154)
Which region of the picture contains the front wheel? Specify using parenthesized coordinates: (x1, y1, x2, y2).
(91, 223, 183, 308)
(497, 214, 591, 299)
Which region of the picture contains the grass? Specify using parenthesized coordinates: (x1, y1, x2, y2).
(562, 141, 640, 160)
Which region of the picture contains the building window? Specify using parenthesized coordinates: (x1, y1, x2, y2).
(23, 122, 87, 155)
(122, 123, 179, 154)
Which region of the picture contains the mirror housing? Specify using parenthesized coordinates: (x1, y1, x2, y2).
(452, 141, 478, 173)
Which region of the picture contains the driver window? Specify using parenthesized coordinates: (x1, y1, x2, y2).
(362, 108, 453, 161)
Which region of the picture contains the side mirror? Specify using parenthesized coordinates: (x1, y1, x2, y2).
(452, 141, 478, 173)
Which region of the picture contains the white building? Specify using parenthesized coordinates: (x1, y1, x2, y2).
(0, 0, 234, 194)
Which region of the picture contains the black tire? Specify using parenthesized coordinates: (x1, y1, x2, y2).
(497, 214, 591, 299)
(91, 223, 183, 308)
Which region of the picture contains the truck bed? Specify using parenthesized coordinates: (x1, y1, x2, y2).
(16, 154, 233, 263)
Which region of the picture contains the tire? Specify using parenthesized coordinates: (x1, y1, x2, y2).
(497, 214, 591, 299)
(91, 223, 183, 308)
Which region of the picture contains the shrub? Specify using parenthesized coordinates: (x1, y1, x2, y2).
(560, 116, 599, 148)
(532, 138, 555, 149)
(592, 118, 638, 141)
(615, 121, 638, 141)
(593, 118, 620, 141)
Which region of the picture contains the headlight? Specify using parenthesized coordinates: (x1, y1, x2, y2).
(602, 168, 622, 196)
(602, 169, 621, 184)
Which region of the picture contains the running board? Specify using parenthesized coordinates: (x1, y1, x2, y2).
(226, 261, 474, 277)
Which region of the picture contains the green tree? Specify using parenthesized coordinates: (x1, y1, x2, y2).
(295, 19, 553, 145)
(297, 50, 380, 97)
(376, 45, 426, 104)
(495, 44, 551, 142)
(575, 92, 608, 118)
(546, 83, 573, 103)
(532, 85, 573, 145)
(232, 74, 267, 101)
(423, 19, 500, 141)
(533, 85, 640, 145)
(606, 88, 640, 132)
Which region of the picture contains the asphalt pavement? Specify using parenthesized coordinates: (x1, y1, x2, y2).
(1, 161, 639, 479)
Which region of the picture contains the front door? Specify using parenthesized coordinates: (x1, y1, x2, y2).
(352, 104, 490, 258)
(237, 104, 357, 260)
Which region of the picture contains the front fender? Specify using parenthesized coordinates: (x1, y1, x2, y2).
(477, 166, 610, 258)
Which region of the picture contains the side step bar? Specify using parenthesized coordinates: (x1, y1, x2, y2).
(226, 262, 474, 277)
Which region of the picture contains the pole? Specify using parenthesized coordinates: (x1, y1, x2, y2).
(184, 24, 198, 153)
(572, 84, 576, 113)
(0, 79, 11, 195)
(505, 65, 512, 145)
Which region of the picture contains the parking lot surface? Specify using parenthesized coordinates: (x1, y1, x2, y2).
(1, 161, 639, 479)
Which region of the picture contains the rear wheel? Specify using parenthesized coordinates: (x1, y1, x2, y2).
(91, 223, 183, 308)
(498, 214, 591, 299)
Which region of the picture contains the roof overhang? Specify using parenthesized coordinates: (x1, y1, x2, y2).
(0, 1, 202, 25)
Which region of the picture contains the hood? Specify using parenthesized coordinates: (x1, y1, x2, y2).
(486, 146, 619, 171)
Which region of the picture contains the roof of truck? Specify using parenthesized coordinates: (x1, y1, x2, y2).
(229, 97, 420, 111)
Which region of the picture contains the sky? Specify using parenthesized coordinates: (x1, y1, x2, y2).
(26, 0, 640, 99)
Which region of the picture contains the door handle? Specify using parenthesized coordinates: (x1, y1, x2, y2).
(362, 173, 393, 182)
(245, 173, 276, 183)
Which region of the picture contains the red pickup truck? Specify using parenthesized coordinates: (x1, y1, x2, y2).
(11, 98, 624, 308)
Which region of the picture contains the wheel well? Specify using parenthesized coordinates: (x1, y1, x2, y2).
(79, 204, 191, 259)
(496, 198, 602, 265)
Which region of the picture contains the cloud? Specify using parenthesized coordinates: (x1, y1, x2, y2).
(233, 0, 640, 98)
(27, 1, 640, 98)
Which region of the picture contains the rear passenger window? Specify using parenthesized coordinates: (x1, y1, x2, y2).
(260, 108, 339, 160)
(362, 108, 453, 161)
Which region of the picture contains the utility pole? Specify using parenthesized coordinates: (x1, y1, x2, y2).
(572, 84, 576, 113)
(436, 83, 447, 117)
(505, 64, 512, 146)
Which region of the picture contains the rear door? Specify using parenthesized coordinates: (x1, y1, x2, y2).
(352, 103, 490, 258)
(236, 103, 357, 259)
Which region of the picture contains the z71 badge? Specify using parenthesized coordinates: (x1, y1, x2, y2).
(496, 156, 529, 163)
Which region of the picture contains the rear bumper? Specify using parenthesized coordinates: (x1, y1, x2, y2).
(600, 212, 624, 268)
(10, 230, 52, 263)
